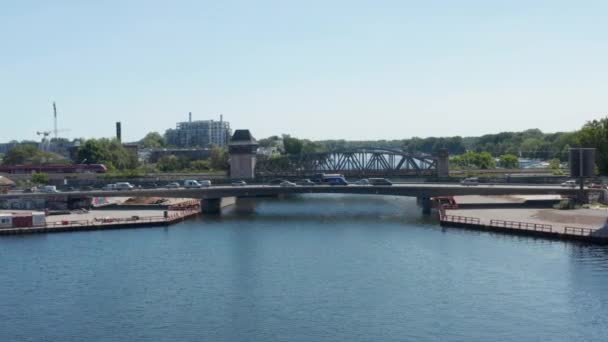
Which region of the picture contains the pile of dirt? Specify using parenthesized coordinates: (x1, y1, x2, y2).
(123, 197, 168, 205)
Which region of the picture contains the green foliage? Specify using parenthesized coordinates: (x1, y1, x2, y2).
(281, 135, 325, 155)
(451, 152, 496, 169)
(209, 146, 229, 170)
(576, 117, 608, 174)
(140, 132, 166, 148)
(189, 160, 211, 171)
(156, 155, 190, 172)
(498, 154, 519, 169)
(77, 138, 138, 170)
(31, 172, 49, 185)
(2, 144, 66, 165)
(549, 158, 561, 169)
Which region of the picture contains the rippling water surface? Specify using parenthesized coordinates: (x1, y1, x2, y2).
(1, 195, 607, 342)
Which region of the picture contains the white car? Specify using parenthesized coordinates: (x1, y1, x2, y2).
(114, 182, 134, 190)
(354, 179, 371, 185)
(280, 181, 297, 187)
(561, 180, 577, 188)
(165, 182, 180, 189)
(40, 185, 59, 193)
(231, 180, 247, 186)
(184, 180, 202, 188)
(461, 177, 479, 186)
(198, 180, 212, 187)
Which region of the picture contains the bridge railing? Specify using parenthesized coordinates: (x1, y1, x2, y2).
(442, 215, 480, 225)
(564, 226, 595, 236)
(489, 219, 553, 233)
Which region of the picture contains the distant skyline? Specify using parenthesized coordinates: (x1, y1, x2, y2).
(1, 0, 607, 142)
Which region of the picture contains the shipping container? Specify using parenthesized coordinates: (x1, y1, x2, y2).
(32, 212, 46, 227)
(0, 214, 12, 228)
(12, 215, 33, 228)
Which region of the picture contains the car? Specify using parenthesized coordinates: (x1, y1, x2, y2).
(280, 181, 297, 187)
(325, 177, 348, 186)
(353, 179, 371, 185)
(40, 185, 59, 193)
(369, 178, 392, 186)
(461, 177, 479, 185)
(165, 182, 180, 189)
(103, 184, 117, 191)
(590, 183, 606, 189)
(561, 180, 577, 188)
(268, 179, 285, 185)
(231, 180, 247, 186)
(114, 182, 134, 190)
(184, 180, 202, 188)
(198, 180, 212, 187)
(296, 179, 315, 186)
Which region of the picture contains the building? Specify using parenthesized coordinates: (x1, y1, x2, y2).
(0, 176, 16, 194)
(165, 114, 232, 148)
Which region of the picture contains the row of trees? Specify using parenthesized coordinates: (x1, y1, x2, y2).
(155, 146, 228, 172)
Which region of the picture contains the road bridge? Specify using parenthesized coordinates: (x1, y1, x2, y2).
(1, 184, 586, 214)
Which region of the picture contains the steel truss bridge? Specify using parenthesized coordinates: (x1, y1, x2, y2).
(256, 148, 438, 177)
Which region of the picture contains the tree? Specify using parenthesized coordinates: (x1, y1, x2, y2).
(31, 173, 49, 185)
(549, 158, 561, 169)
(77, 138, 138, 170)
(499, 154, 519, 169)
(282, 135, 304, 155)
(2, 144, 66, 165)
(140, 132, 166, 148)
(209, 146, 229, 170)
(576, 117, 608, 174)
(189, 160, 211, 171)
(156, 155, 189, 172)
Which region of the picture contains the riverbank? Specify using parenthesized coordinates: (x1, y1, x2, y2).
(438, 195, 608, 244)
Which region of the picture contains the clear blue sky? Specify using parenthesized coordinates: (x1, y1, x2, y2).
(1, 0, 607, 142)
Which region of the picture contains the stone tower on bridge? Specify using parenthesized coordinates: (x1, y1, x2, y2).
(228, 130, 259, 179)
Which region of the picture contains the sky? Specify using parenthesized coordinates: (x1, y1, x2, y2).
(1, 0, 607, 142)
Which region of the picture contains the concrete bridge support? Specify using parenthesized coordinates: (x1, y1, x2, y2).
(201, 197, 237, 214)
(417, 196, 432, 215)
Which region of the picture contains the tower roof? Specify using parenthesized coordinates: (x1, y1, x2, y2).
(229, 130, 258, 146)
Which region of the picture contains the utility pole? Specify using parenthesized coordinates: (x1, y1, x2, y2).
(53, 102, 58, 140)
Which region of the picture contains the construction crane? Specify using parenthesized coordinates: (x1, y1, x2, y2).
(36, 128, 70, 152)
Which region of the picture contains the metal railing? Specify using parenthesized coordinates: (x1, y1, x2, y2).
(489, 219, 553, 232)
(442, 215, 480, 225)
(564, 226, 594, 236)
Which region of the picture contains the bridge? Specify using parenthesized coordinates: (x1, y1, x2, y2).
(1, 183, 586, 214)
(255, 148, 447, 177)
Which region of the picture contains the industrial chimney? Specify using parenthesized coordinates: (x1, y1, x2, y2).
(116, 122, 122, 142)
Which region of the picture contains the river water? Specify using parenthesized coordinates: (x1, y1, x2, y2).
(1, 195, 607, 342)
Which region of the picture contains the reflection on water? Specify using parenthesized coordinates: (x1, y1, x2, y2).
(1, 194, 607, 342)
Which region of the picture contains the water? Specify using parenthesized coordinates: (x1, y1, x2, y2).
(1, 195, 608, 342)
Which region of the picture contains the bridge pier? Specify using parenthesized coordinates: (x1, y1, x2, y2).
(201, 198, 221, 214)
(417, 196, 432, 215)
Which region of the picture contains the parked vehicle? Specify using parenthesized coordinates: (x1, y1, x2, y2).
(296, 179, 315, 186)
(561, 180, 577, 188)
(184, 180, 202, 188)
(198, 180, 212, 187)
(461, 177, 479, 185)
(369, 178, 392, 186)
(231, 180, 247, 186)
(165, 182, 180, 189)
(114, 182, 134, 190)
(280, 181, 297, 187)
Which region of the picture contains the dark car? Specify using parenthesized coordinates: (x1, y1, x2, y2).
(369, 178, 392, 186)
(268, 179, 284, 185)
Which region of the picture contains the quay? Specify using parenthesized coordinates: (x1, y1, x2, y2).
(0, 209, 200, 236)
(437, 196, 608, 244)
